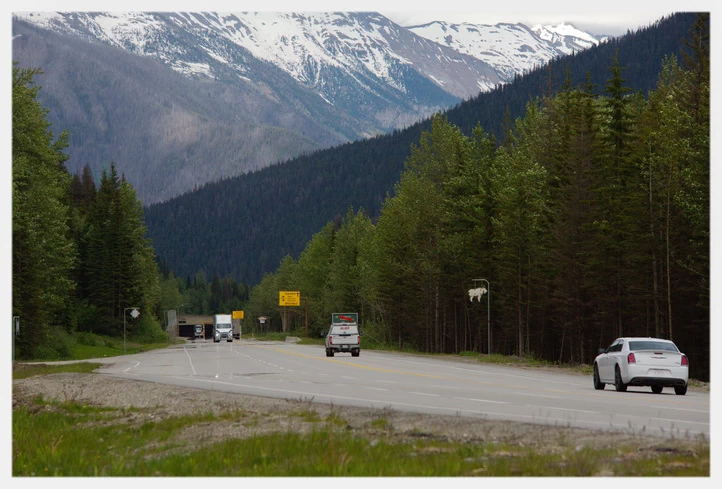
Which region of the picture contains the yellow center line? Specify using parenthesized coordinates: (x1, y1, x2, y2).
(249, 345, 704, 406)
(265, 346, 447, 379)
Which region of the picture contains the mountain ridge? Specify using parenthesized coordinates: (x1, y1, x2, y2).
(13, 11, 606, 206)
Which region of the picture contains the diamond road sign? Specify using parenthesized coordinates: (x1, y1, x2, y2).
(130, 308, 140, 319)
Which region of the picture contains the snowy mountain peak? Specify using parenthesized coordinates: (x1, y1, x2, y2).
(530, 22, 605, 52)
(408, 20, 604, 79)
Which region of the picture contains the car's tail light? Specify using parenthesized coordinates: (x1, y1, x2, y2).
(681, 354, 689, 366)
(627, 352, 636, 364)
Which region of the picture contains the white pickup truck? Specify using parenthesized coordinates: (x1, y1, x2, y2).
(325, 323, 360, 357)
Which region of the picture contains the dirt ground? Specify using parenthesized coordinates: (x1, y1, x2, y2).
(12, 369, 709, 458)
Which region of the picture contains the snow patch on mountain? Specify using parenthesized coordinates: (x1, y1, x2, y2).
(409, 20, 604, 79)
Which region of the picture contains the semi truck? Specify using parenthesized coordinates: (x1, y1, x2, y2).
(213, 314, 233, 342)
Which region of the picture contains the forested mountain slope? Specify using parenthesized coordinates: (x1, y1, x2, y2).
(144, 13, 698, 286)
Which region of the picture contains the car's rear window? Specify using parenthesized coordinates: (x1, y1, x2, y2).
(330, 325, 358, 335)
(628, 341, 678, 352)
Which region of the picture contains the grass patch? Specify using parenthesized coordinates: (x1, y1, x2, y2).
(12, 402, 709, 476)
(24, 333, 183, 363)
(369, 418, 389, 429)
(12, 362, 104, 380)
(69, 337, 181, 360)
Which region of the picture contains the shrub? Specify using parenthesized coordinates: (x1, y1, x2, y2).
(75, 331, 99, 347)
(131, 315, 167, 343)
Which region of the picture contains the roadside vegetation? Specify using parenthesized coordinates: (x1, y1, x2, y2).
(13, 388, 709, 476)
(14, 332, 182, 364)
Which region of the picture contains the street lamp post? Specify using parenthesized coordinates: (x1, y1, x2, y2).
(124, 307, 140, 353)
(301, 297, 308, 337)
(472, 279, 491, 355)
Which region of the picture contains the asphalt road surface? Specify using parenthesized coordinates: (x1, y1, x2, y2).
(97, 339, 710, 439)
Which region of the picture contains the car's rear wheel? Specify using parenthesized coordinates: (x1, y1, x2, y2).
(651, 385, 663, 394)
(614, 366, 627, 392)
(593, 364, 605, 390)
(674, 384, 688, 396)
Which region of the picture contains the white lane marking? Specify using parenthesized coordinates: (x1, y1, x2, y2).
(409, 392, 440, 397)
(526, 404, 597, 414)
(365, 387, 389, 392)
(454, 397, 508, 404)
(430, 384, 467, 390)
(518, 392, 566, 400)
(650, 417, 709, 426)
(161, 375, 598, 426)
(656, 406, 709, 414)
(388, 357, 589, 387)
(376, 380, 397, 384)
(123, 361, 141, 373)
(183, 348, 197, 375)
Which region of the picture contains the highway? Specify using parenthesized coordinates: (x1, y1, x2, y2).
(97, 339, 710, 439)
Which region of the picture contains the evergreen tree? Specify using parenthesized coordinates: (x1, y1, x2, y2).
(12, 66, 77, 358)
(83, 163, 160, 335)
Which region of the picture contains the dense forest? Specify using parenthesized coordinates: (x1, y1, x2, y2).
(145, 13, 700, 286)
(243, 15, 710, 380)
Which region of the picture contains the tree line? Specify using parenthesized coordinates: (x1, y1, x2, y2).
(11, 65, 249, 360)
(244, 16, 709, 380)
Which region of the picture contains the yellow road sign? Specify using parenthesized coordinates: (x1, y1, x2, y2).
(279, 291, 300, 306)
(232, 310, 244, 319)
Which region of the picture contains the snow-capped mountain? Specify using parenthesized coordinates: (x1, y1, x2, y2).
(12, 11, 605, 205)
(408, 21, 605, 80)
(14, 12, 500, 122)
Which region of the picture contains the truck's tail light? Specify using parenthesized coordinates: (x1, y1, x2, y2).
(681, 354, 689, 366)
(329, 336, 333, 345)
(627, 352, 636, 364)
(357, 335, 361, 344)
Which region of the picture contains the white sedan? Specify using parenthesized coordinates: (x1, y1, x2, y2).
(593, 337, 689, 395)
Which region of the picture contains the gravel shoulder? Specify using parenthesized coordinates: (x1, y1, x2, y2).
(12, 367, 708, 456)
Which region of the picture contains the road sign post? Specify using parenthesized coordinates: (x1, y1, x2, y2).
(470, 279, 491, 354)
(124, 307, 140, 353)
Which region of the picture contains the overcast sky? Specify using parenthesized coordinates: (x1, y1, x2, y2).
(11, 0, 716, 37)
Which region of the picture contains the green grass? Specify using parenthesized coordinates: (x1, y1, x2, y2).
(12, 402, 709, 476)
(12, 362, 104, 380)
(26, 335, 183, 363)
(72, 337, 181, 360)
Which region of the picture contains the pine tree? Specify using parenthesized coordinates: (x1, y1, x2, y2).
(12, 66, 77, 358)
